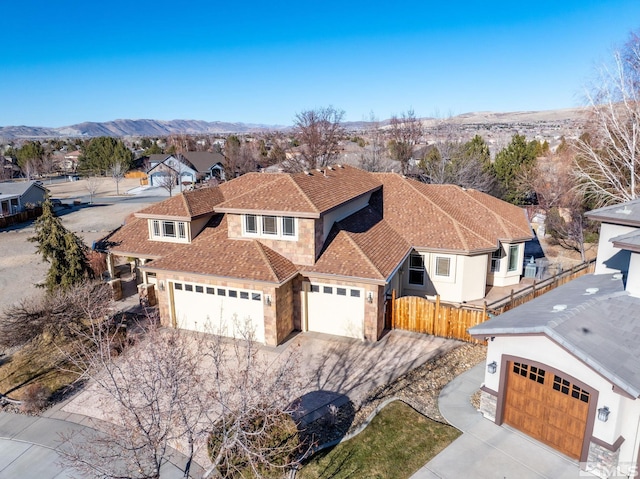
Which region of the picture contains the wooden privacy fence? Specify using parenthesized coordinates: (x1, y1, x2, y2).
(486, 259, 596, 315)
(387, 292, 488, 344)
(387, 258, 597, 344)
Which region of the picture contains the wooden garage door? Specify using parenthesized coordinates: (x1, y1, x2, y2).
(504, 361, 590, 460)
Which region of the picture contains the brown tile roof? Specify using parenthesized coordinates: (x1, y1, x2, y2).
(304, 206, 411, 281)
(136, 187, 225, 220)
(373, 173, 532, 253)
(145, 218, 298, 283)
(215, 165, 381, 216)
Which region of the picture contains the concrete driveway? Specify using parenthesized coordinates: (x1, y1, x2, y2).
(411, 364, 597, 479)
(59, 329, 458, 471)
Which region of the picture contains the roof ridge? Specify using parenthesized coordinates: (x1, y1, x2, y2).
(339, 224, 385, 280)
(403, 179, 470, 251)
(459, 188, 510, 241)
(181, 192, 193, 217)
(288, 175, 321, 213)
(254, 241, 280, 282)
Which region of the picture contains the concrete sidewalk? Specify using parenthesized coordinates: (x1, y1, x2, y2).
(0, 408, 196, 479)
(411, 364, 594, 479)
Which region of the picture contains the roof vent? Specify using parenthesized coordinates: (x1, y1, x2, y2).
(585, 288, 599, 295)
(552, 304, 567, 312)
(613, 273, 623, 280)
(303, 170, 312, 176)
(615, 206, 632, 215)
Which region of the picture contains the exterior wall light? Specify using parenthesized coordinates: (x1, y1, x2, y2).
(487, 361, 498, 374)
(597, 406, 610, 422)
(367, 291, 374, 303)
(265, 294, 272, 307)
(158, 281, 165, 292)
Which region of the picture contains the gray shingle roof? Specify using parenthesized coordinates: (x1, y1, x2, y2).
(469, 273, 640, 397)
(0, 180, 46, 196)
(586, 198, 640, 227)
(611, 230, 640, 253)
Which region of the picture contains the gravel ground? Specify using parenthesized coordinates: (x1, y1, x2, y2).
(0, 178, 162, 314)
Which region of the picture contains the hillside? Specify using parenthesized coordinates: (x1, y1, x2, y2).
(0, 107, 587, 143)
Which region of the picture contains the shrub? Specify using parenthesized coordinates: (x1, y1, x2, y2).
(20, 383, 50, 414)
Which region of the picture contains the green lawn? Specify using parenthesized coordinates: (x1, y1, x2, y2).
(298, 400, 461, 479)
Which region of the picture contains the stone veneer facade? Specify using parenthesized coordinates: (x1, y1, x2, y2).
(154, 271, 289, 346)
(226, 214, 318, 266)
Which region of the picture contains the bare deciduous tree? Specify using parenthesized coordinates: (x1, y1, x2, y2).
(574, 31, 640, 207)
(292, 106, 345, 171)
(388, 109, 423, 175)
(60, 315, 306, 479)
(110, 159, 129, 196)
(85, 176, 102, 204)
(358, 112, 392, 172)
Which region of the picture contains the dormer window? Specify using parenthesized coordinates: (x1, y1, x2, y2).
(242, 214, 297, 240)
(150, 219, 189, 242)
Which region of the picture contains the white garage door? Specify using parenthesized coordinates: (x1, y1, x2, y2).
(172, 281, 265, 343)
(306, 283, 364, 339)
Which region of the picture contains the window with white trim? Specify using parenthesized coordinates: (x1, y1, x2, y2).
(150, 219, 188, 242)
(241, 214, 297, 240)
(262, 215, 278, 235)
(491, 249, 502, 273)
(408, 253, 425, 285)
(245, 214, 258, 234)
(508, 245, 519, 272)
(434, 256, 451, 277)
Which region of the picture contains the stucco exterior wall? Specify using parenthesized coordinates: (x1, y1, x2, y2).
(402, 251, 488, 303)
(487, 242, 524, 287)
(483, 335, 640, 465)
(595, 223, 634, 275)
(190, 216, 211, 239)
(627, 252, 640, 298)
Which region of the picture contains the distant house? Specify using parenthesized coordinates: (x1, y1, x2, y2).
(0, 156, 21, 179)
(0, 181, 48, 216)
(62, 150, 81, 172)
(146, 152, 226, 187)
(470, 198, 640, 475)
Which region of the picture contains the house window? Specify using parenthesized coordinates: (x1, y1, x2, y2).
(152, 220, 160, 237)
(310, 284, 320, 293)
(240, 291, 249, 299)
(195, 285, 203, 293)
(178, 222, 186, 239)
(350, 289, 361, 297)
(336, 288, 347, 296)
(528, 365, 546, 384)
(323, 286, 333, 294)
(245, 214, 258, 234)
(508, 245, 519, 272)
(206, 287, 215, 295)
(282, 216, 295, 236)
(251, 293, 261, 301)
(491, 249, 501, 273)
(185, 284, 193, 292)
(163, 221, 176, 237)
(435, 257, 451, 277)
(217, 288, 226, 296)
(241, 214, 297, 240)
(262, 216, 278, 235)
(229, 290, 238, 298)
(174, 283, 183, 290)
(408, 253, 425, 285)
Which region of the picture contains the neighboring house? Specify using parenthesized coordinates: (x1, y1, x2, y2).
(101, 166, 532, 346)
(146, 152, 227, 186)
(62, 150, 81, 172)
(470, 198, 640, 476)
(0, 156, 21, 179)
(0, 180, 48, 216)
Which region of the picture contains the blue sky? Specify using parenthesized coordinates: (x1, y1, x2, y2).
(2, 0, 640, 127)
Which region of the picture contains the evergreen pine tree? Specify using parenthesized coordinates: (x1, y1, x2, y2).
(29, 199, 92, 292)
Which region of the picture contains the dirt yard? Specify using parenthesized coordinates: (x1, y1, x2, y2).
(0, 178, 164, 314)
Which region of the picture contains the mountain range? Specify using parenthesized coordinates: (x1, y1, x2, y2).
(0, 108, 587, 141)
